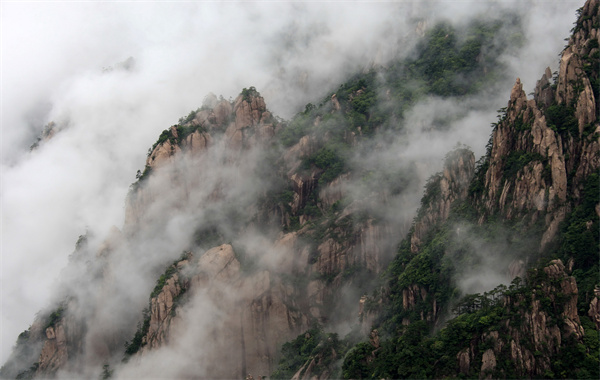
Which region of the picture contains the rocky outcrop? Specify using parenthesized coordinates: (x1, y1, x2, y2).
(181, 129, 212, 154)
(193, 96, 233, 131)
(0, 302, 86, 379)
(503, 260, 583, 377)
(457, 349, 470, 375)
(119, 83, 399, 377)
(589, 287, 600, 330)
(318, 174, 349, 210)
(479, 349, 496, 379)
(555, 0, 598, 128)
(411, 148, 475, 253)
(477, 1, 599, 250)
(534, 67, 555, 109)
(290, 171, 319, 216)
(13, 229, 129, 377)
(140, 273, 185, 352)
(457, 259, 585, 378)
(309, 213, 392, 278)
(124, 88, 280, 230)
(226, 89, 277, 150)
(146, 126, 182, 169)
(284, 135, 319, 172)
(30, 122, 61, 150)
(360, 148, 475, 328)
(482, 78, 568, 218)
(131, 245, 308, 378)
(37, 324, 69, 374)
(543, 260, 583, 337)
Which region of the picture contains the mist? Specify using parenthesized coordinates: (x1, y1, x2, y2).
(1, 0, 581, 371)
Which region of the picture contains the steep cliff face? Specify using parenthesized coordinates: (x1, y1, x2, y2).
(411, 148, 475, 254)
(0, 301, 85, 379)
(382, 147, 476, 327)
(556, 0, 599, 126)
(122, 244, 308, 378)
(454, 260, 585, 379)
(476, 0, 598, 249)
(481, 78, 567, 216)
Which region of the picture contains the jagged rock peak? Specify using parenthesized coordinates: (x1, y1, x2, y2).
(477, 1, 598, 238)
(555, 0, 598, 129)
(143, 87, 279, 170)
(509, 77, 524, 103)
(226, 87, 277, 149)
(534, 67, 555, 109)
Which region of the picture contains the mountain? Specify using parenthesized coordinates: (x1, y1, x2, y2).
(338, 1, 599, 378)
(1, 1, 598, 379)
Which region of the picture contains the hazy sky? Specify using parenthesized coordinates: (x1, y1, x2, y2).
(0, 0, 580, 366)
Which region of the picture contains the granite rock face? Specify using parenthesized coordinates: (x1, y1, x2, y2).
(477, 0, 598, 251)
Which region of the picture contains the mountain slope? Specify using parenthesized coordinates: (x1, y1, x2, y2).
(1, 2, 597, 379)
(339, 1, 599, 378)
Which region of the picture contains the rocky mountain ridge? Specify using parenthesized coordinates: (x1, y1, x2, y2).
(338, 1, 598, 378)
(1, 2, 598, 379)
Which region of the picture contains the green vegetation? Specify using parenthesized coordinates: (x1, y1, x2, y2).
(178, 108, 200, 125)
(502, 150, 545, 182)
(263, 16, 523, 257)
(468, 139, 492, 197)
(513, 112, 533, 132)
(100, 364, 113, 380)
(44, 305, 65, 330)
(241, 86, 259, 102)
(124, 254, 190, 359)
(123, 308, 150, 358)
(399, 17, 520, 99)
(272, 327, 354, 379)
(557, 173, 599, 312)
(271, 328, 324, 379)
(545, 103, 579, 136)
(176, 123, 206, 141)
(121, 5, 598, 378)
(274, 15, 520, 257)
(150, 265, 178, 299)
(150, 128, 176, 153)
(303, 146, 346, 185)
(138, 165, 152, 181)
(277, 16, 520, 149)
(270, 15, 523, 246)
(343, 268, 599, 379)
